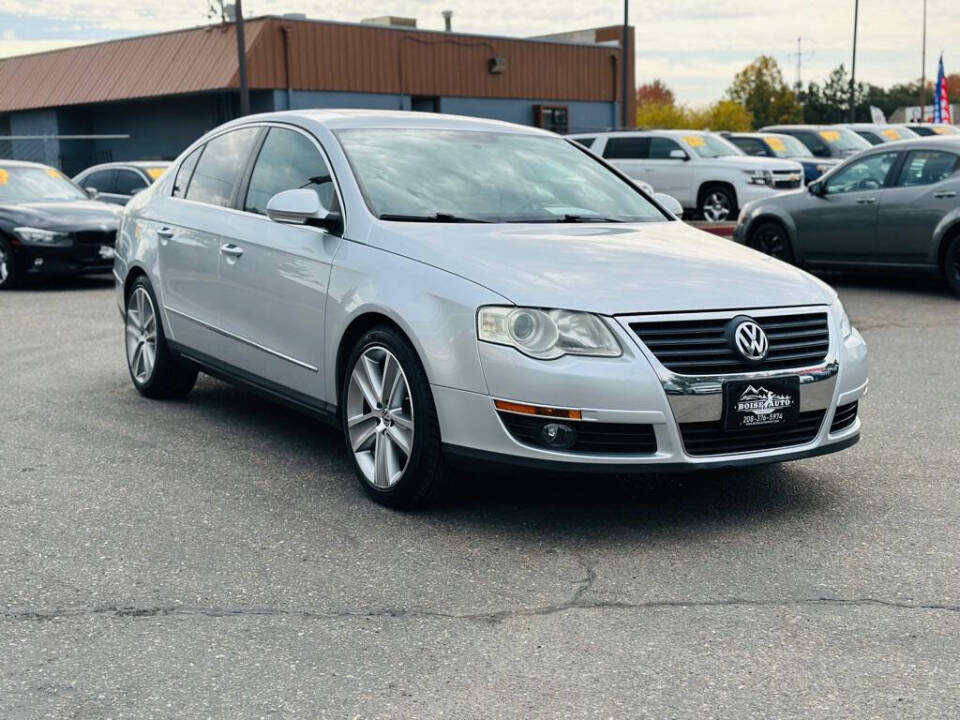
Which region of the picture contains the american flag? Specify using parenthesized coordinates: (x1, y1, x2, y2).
(934, 54, 952, 124)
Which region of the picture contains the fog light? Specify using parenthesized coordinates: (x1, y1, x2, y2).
(34, 258, 43, 267)
(540, 422, 577, 449)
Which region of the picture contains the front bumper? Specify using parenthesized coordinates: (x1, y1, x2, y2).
(435, 305, 867, 471)
(16, 239, 116, 277)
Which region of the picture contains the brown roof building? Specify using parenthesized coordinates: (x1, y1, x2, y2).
(0, 16, 635, 174)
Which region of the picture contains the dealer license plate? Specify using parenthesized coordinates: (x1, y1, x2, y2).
(722, 376, 800, 432)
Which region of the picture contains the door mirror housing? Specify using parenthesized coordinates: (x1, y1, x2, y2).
(84, 186, 100, 200)
(266, 188, 342, 232)
(808, 180, 825, 196)
(654, 192, 684, 217)
(669, 149, 689, 161)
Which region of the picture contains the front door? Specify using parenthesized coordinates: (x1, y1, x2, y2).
(793, 151, 900, 263)
(216, 126, 343, 400)
(877, 149, 960, 263)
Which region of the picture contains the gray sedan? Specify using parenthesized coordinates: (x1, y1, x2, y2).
(734, 137, 960, 295)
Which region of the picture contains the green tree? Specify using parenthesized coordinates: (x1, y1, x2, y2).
(690, 100, 754, 131)
(727, 56, 802, 127)
(636, 101, 691, 129)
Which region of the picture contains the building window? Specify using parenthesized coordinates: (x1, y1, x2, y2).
(534, 105, 569, 133)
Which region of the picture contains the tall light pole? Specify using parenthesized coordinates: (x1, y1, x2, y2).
(919, 0, 927, 119)
(622, 0, 630, 129)
(234, 0, 250, 116)
(848, 0, 859, 122)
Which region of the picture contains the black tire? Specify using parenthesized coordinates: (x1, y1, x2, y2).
(945, 235, 960, 297)
(125, 276, 198, 399)
(749, 220, 796, 264)
(0, 236, 19, 289)
(340, 325, 450, 509)
(698, 185, 737, 223)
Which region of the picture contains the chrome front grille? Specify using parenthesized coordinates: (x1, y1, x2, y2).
(771, 171, 803, 189)
(630, 311, 829, 375)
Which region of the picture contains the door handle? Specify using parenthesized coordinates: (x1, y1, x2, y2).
(220, 243, 244, 258)
(157, 227, 174, 244)
(934, 190, 957, 199)
(856, 197, 877, 205)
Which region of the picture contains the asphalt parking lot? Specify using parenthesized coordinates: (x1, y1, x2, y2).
(1, 272, 959, 719)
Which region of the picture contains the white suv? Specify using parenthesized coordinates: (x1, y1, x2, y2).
(569, 130, 805, 222)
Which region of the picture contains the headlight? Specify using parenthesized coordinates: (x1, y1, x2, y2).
(14, 226, 71, 247)
(736, 208, 748, 225)
(834, 300, 853, 338)
(478, 306, 622, 360)
(743, 169, 772, 186)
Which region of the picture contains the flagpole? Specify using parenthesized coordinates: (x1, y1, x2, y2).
(919, 0, 927, 120)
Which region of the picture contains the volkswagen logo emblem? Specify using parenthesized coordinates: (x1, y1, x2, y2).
(732, 319, 769, 361)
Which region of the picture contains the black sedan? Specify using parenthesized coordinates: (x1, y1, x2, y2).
(0, 161, 121, 289)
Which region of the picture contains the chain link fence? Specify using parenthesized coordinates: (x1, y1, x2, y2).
(0, 135, 131, 175)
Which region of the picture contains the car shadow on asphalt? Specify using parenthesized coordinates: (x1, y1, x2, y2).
(187, 377, 838, 539)
(813, 268, 954, 298)
(9, 274, 115, 292)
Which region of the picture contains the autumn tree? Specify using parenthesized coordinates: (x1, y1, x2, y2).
(636, 79, 675, 107)
(727, 56, 802, 127)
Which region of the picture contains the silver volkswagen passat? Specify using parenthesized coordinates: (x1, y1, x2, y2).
(114, 110, 868, 508)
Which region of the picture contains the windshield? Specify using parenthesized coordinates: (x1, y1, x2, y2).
(817, 128, 872, 152)
(335, 129, 668, 223)
(0, 166, 87, 204)
(763, 134, 813, 158)
(683, 133, 743, 159)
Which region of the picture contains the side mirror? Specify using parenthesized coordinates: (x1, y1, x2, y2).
(808, 181, 825, 196)
(654, 192, 684, 217)
(266, 188, 341, 232)
(669, 149, 689, 161)
(85, 187, 100, 200)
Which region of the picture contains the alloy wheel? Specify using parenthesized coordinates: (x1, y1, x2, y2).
(346, 346, 415, 489)
(125, 286, 158, 384)
(0, 244, 9, 285)
(702, 191, 732, 222)
(754, 227, 788, 259)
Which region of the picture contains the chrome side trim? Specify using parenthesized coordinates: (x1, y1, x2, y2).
(617, 305, 838, 423)
(164, 306, 319, 372)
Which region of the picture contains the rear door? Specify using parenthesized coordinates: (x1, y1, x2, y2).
(877, 149, 960, 263)
(158, 126, 262, 358)
(792, 151, 900, 262)
(215, 125, 343, 399)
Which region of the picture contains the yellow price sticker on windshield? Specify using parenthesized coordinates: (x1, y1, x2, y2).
(765, 136, 787, 152)
(819, 130, 842, 142)
(932, 126, 950, 135)
(146, 167, 165, 180)
(45, 168, 63, 179)
(683, 135, 706, 147)
(0, 169, 7, 185)
(881, 129, 901, 140)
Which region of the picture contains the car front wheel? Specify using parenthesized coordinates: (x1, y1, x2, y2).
(749, 220, 796, 264)
(342, 326, 450, 509)
(699, 186, 736, 222)
(125, 277, 198, 399)
(946, 235, 960, 297)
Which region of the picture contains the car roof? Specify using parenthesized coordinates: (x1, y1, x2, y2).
(848, 136, 960, 153)
(567, 129, 712, 138)
(724, 131, 794, 138)
(77, 161, 171, 173)
(0, 159, 55, 170)
(223, 109, 556, 136)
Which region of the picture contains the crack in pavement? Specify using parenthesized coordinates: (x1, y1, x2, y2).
(3, 596, 958, 626)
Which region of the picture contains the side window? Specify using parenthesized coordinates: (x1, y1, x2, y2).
(243, 127, 337, 216)
(185, 127, 261, 207)
(856, 131, 884, 146)
(648, 137, 682, 159)
(825, 152, 899, 195)
(603, 137, 651, 159)
(794, 131, 831, 158)
(172, 146, 203, 199)
(115, 169, 148, 195)
(572, 137, 596, 149)
(895, 150, 960, 187)
(731, 137, 767, 156)
(82, 170, 116, 194)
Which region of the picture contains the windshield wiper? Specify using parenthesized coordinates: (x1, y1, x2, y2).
(378, 212, 491, 223)
(556, 214, 625, 223)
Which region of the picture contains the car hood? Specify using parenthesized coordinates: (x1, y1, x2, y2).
(712, 155, 803, 172)
(368, 220, 835, 314)
(0, 200, 121, 231)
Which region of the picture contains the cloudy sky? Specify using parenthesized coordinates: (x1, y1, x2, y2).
(0, 0, 956, 105)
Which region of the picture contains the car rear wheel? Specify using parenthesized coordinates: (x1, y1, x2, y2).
(945, 235, 960, 297)
(698, 186, 737, 222)
(125, 277, 198, 399)
(342, 326, 450, 509)
(0, 237, 18, 289)
(749, 220, 795, 264)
